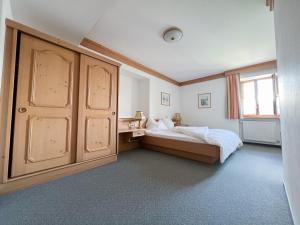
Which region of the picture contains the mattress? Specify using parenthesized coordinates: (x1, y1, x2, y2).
(145, 129, 205, 144)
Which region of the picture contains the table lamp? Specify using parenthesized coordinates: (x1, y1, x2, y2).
(173, 113, 182, 126)
(134, 111, 146, 128)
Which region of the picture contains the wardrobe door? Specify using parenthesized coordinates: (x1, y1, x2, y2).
(11, 34, 79, 177)
(77, 55, 118, 161)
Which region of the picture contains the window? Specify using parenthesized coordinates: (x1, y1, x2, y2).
(241, 74, 279, 118)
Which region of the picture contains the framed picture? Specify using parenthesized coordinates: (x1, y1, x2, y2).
(161, 92, 170, 106)
(198, 93, 211, 108)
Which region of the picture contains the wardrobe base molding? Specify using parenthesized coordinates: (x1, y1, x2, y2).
(0, 155, 117, 195)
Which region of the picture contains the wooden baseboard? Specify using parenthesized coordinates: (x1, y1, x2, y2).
(0, 155, 117, 195)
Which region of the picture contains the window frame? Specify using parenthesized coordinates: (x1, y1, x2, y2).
(240, 74, 280, 119)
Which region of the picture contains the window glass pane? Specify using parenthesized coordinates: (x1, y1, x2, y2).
(257, 78, 274, 115)
(242, 81, 256, 115)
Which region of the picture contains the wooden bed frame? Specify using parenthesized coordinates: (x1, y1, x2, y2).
(141, 136, 220, 164)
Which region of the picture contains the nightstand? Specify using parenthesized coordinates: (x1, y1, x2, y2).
(118, 128, 146, 152)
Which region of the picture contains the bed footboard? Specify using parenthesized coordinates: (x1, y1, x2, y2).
(141, 136, 219, 164)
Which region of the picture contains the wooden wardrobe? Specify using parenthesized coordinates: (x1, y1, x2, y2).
(0, 20, 120, 194)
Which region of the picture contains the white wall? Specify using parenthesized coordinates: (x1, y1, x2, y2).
(148, 77, 180, 119)
(118, 72, 140, 118)
(137, 78, 150, 117)
(118, 63, 180, 120)
(0, 0, 12, 89)
(274, 1, 300, 224)
(180, 78, 240, 134)
(118, 70, 150, 118)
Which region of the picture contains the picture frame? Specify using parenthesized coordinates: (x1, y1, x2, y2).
(161, 92, 170, 106)
(198, 93, 211, 108)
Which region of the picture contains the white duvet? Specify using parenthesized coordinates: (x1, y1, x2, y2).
(173, 126, 243, 163)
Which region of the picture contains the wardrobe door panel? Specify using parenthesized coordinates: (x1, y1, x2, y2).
(30, 49, 72, 107)
(11, 34, 79, 177)
(77, 55, 117, 161)
(85, 117, 110, 152)
(87, 65, 111, 109)
(26, 116, 71, 163)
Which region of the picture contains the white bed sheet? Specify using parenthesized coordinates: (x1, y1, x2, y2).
(145, 129, 205, 144)
(172, 126, 243, 163)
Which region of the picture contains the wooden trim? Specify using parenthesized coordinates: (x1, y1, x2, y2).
(118, 118, 138, 122)
(116, 68, 120, 154)
(179, 73, 225, 86)
(0, 155, 117, 195)
(118, 128, 146, 134)
(0, 27, 18, 183)
(80, 38, 180, 86)
(225, 60, 277, 76)
(240, 74, 273, 83)
(142, 136, 219, 160)
(143, 143, 218, 164)
(180, 60, 277, 86)
(5, 19, 121, 67)
(242, 115, 280, 119)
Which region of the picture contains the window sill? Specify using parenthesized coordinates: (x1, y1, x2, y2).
(241, 115, 280, 119)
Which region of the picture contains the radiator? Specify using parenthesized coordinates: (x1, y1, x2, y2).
(240, 119, 281, 145)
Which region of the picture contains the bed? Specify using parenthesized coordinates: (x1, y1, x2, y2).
(141, 119, 243, 164)
(142, 129, 220, 164)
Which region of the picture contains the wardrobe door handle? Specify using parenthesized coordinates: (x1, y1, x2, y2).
(112, 112, 116, 115)
(18, 107, 27, 113)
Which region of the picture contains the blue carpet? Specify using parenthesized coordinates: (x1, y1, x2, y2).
(0, 145, 293, 225)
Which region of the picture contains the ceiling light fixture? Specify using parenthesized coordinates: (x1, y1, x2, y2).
(163, 27, 183, 43)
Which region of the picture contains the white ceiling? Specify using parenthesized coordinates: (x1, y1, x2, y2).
(11, 0, 276, 82)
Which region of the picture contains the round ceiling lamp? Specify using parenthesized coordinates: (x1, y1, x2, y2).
(163, 27, 183, 43)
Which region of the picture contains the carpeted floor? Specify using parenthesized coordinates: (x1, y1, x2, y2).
(0, 145, 294, 225)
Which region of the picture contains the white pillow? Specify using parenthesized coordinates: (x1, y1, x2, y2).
(146, 118, 159, 130)
(158, 120, 168, 130)
(146, 118, 168, 131)
(162, 118, 174, 129)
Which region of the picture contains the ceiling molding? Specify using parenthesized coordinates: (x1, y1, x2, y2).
(179, 73, 225, 86)
(80, 37, 276, 87)
(180, 60, 277, 86)
(80, 38, 180, 86)
(225, 60, 277, 76)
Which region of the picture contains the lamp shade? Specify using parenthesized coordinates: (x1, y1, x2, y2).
(134, 111, 145, 120)
(174, 113, 181, 120)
